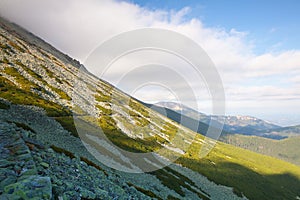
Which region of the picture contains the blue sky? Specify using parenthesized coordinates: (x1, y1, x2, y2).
(128, 0, 300, 54)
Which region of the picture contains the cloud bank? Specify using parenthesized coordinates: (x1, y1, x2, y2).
(0, 0, 299, 125)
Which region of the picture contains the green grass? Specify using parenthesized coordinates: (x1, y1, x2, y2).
(0, 57, 11, 65)
(98, 115, 162, 153)
(129, 110, 150, 127)
(1, 64, 72, 123)
(0, 41, 16, 55)
(40, 64, 55, 78)
(4, 66, 33, 90)
(15, 61, 71, 100)
(129, 98, 150, 118)
(53, 116, 78, 137)
(149, 166, 210, 200)
(40, 64, 63, 84)
(161, 122, 178, 140)
(15, 60, 42, 79)
(96, 104, 112, 115)
(49, 85, 71, 100)
(222, 134, 300, 166)
(175, 138, 300, 200)
(0, 74, 70, 117)
(94, 99, 165, 153)
(8, 41, 26, 53)
(95, 90, 111, 102)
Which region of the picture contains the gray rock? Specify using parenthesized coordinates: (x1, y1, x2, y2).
(18, 168, 37, 178)
(62, 191, 78, 200)
(0, 176, 17, 193)
(94, 188, 110, 199)
(64, 182, 74, 190)
(79, 187, 96, 199)
(3, 175, 52, 200)
(0, 159, 13, 168)
(0, 193, 23, 200)
(40, 162, 49, 168)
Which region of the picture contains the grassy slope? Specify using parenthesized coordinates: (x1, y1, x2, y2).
(177, 136, 300, 199)
(91, 88, 300, 200)
(144, 103, 227, 134)
(2, 63, 300, 199)
(222, 134, 300, 166)
(0, 74, 70, 117)
(151, 99, 300, 176)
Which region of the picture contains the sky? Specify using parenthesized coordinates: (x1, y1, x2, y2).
(0, 0, 299, 126)
(129, 0, 300, 54)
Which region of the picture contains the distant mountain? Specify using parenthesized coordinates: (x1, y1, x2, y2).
(1, 16, 300, 200)
(143, 102, 228, 138)
(155, 102, 300, 166)
(155, 101, 209, 122)
(155, 101, 281, 137)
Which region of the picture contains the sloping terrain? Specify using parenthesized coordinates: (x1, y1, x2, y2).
(143, 102, 229, 137)
(221, 134, 300, 166)
(154, 102, 300, 166)
(259, 125, 300, 137)
(0, 17, 300, 200)
(155, 102, 281, 136)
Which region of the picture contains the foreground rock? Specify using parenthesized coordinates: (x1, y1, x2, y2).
(0, 122, 52, 199)
(0, 121, 151, 200)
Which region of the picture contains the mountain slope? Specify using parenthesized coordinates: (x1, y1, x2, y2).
(221, 134, 300, 166)
(156, 101, 281, 136)
(154, 103, 300, 165)
(143, 102, 229, 137)
(0, 17, 245, 200)
(259, 124, 300, 137)
(1, 17, 300, 200)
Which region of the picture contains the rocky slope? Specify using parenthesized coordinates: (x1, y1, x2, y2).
(0, 17, 246, 200)
(1, 16, 300, 200)
(0, 120, 152, 200)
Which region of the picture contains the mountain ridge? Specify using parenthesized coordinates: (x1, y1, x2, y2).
(0, 16, 82, 69)
(154, 102, 300, 165)
(155, 101, 283, 138)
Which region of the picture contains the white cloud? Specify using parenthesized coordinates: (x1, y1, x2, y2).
(245, 51, 300, 77)
(0, 0, 299, 125)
